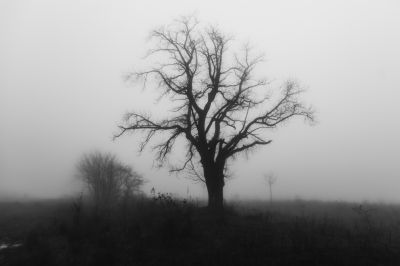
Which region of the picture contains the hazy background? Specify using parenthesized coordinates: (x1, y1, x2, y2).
(1, 0, 399, 202)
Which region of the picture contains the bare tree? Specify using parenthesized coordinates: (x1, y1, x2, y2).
(264, 173, 277, 203)
(115, 17, 314, 210)
(77, 151, 144, 209)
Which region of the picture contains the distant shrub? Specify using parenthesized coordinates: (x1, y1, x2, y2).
(76, 151, 145, 211)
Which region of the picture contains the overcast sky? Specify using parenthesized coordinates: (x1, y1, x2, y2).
(1, 0, 399, 202)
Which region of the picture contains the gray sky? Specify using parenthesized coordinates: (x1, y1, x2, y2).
(1, 0, 399, 202)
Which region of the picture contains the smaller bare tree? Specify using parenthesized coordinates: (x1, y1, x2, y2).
(264, 173, 277, 203)
(77, 151, 144, 210)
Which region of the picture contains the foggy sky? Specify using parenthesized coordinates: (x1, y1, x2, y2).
(1, 0, 399, 202)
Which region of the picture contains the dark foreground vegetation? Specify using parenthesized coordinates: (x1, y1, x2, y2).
(1, 196, 400, 266)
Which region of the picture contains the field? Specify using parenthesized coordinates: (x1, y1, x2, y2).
(1, 196, 400, 265)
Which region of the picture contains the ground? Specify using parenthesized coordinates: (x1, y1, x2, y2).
(1, 196, 400, 265)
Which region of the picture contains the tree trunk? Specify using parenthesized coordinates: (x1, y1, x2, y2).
(207, 178, 224, 210)
(203, 161, 225, 211)
(269, 184, 272, 203)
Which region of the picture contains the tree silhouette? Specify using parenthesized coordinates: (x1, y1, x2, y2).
(115, 17, 314, 210)
(264, 173, 277, 203)
(77, 151, 144, 210)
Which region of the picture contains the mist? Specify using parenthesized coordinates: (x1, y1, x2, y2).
(1, 0, 400, 203)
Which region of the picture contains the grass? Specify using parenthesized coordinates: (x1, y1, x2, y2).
(1, 195, 400, 265)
